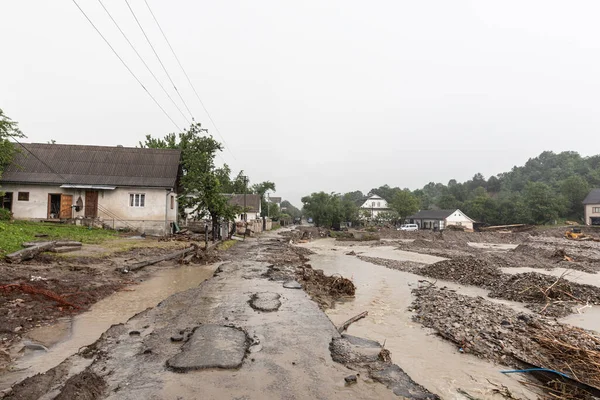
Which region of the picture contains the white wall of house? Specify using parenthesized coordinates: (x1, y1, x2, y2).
(445, 209, 474, 230)
(585, 204, 600, 225)
(1, 184, 177, 235)
(360, 195, 390, 218)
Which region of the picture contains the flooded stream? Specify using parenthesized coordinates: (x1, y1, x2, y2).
(302, 240, 537, 400)
(0, 263, 218, 391)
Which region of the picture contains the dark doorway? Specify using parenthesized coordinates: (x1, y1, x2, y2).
(85, 191, 98, 218)
(48, 194, 61, 219)
(2, 192, 13, 211)
(591, 217, 600, 226)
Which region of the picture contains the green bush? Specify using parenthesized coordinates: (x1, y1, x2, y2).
(0, 208, 11, 221)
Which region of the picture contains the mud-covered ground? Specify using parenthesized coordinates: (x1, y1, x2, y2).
(0, 237, 219, 373)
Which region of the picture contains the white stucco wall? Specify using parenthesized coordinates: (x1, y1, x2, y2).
(1, 184, 177, 235)
(445, 209, 474, 230)
(585, 204, 600, 225)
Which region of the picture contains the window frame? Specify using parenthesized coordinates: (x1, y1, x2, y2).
(593, 207, 600, 213)
(129, 193, 146, 208)
(17, 192, 30, 201)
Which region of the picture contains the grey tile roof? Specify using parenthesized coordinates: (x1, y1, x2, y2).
(583, 189, 600, 205)
(1, 143, 181, 188)
(408, 209, 456, 219)
(224, 194, 261, 212)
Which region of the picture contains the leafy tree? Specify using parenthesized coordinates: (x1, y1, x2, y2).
(522, 182, 566, 224)
(0, 109, 25, 180)
(252, 181, 276, 229)
(302, 192, 357, 228)
(559, 175, 590, 220)
(140, 123, 239, 235)
(281, 200, 302, 219)
(389, 190, 419, 223)
(437, 194, 461, 210)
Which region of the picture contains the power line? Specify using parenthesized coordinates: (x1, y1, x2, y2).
(143, 0, 236, 161)
(97, 0, 190, 125)
(124, 0, 195, 122)
(10, 137, 69, 184)
(71, 0, 182, 131)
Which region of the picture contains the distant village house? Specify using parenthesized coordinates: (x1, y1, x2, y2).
(0, 143, 180, 235)
(583, 189, 600, 226)
(407, 209, 475, 230)
(359, 194, 391, 219)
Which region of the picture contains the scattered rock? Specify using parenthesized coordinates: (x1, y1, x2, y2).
(170, 335, 184, 342)
(344, 375, 358, 384)
(283, 280, 302, 289)
(128, 331, 141, 336)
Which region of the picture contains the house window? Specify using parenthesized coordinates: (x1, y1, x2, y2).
(17, 192, 29, 201)
(130, 193, 145, 207)
(593, 207, 600, 213)
(377, 202, 380, 207)
(372, 202, 375, 207)
(170, 196, 175, 210)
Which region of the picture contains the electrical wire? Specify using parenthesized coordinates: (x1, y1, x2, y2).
(71, 0, 182, 131)
(143, 0, 236, 161)
(124, 0, 195, 122)
(97, 0, 190, 125)
(9, 137, 70, 184)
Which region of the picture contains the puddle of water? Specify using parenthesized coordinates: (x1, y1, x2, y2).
(561, 306, 600, 332)
(0, 263, 217, 391)
(303, 240, 536, 400)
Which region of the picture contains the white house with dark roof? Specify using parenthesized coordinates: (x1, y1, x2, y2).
(583, 189, 600, 226)
(407, 209, 475, 230)
(359, 194, 391, 219)
(0, 143, 181, 235)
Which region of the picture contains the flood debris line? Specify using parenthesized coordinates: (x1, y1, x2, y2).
(296, 265, 355, 309)
(415, 257, 600, 317)
(330, 334, 440, 399)
(0, 284, 81, 310)
(411, 286, 600, 399)
(356, 255, 423, 274)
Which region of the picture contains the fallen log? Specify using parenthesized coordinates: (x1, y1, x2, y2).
(22, 241, 82, 248)
(5, 242, 57, 263)
(119, 245, 197, 273)
(337, 311, 368, 333)
(49, 246, 82, 254)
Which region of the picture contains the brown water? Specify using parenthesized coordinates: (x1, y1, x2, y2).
(302, 240, 537, 400)
(0, 263, 217, 391)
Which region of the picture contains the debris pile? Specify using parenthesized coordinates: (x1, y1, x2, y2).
(296, 264, 355, 309)
(356, 255, 423, 274)
(418, 257, 504, 288)
(488, 272, 600, 317)
(411, 286, 600, 399)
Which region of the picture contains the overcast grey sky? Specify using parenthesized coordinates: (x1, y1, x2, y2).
(2, 1, 599, 206)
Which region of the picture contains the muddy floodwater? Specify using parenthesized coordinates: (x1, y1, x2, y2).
(301, 240, 537, 400)
(0, 263, 217, 391)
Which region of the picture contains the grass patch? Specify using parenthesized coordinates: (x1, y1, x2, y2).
(217, 240, 237, 251)
(0, 221, 117, 256)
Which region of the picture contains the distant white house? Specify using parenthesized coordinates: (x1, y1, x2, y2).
(407, 209, 475, 230)
(583, 189, 600, 226)
(183, 193, 262, 224)
(359, 194, 391, 219)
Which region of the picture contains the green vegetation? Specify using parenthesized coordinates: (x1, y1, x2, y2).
(281, 200, 302, 219)
(216, 239, 237, 251)
(301, 192, 360, 228)
(0, 221, 117, 256)
(0, 108, 25, 182)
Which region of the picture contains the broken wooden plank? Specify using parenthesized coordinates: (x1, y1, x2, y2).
(337, 311, 368, 333)
(5, 242, 57, 263)
(119, 246, 197, 273)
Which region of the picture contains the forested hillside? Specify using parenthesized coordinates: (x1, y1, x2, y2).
(371, 151, 600, 225)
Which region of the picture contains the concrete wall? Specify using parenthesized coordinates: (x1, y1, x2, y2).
(445, 209, 474, 230)
(1, 183, 177, 235)
(585, 204, 600, 225)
